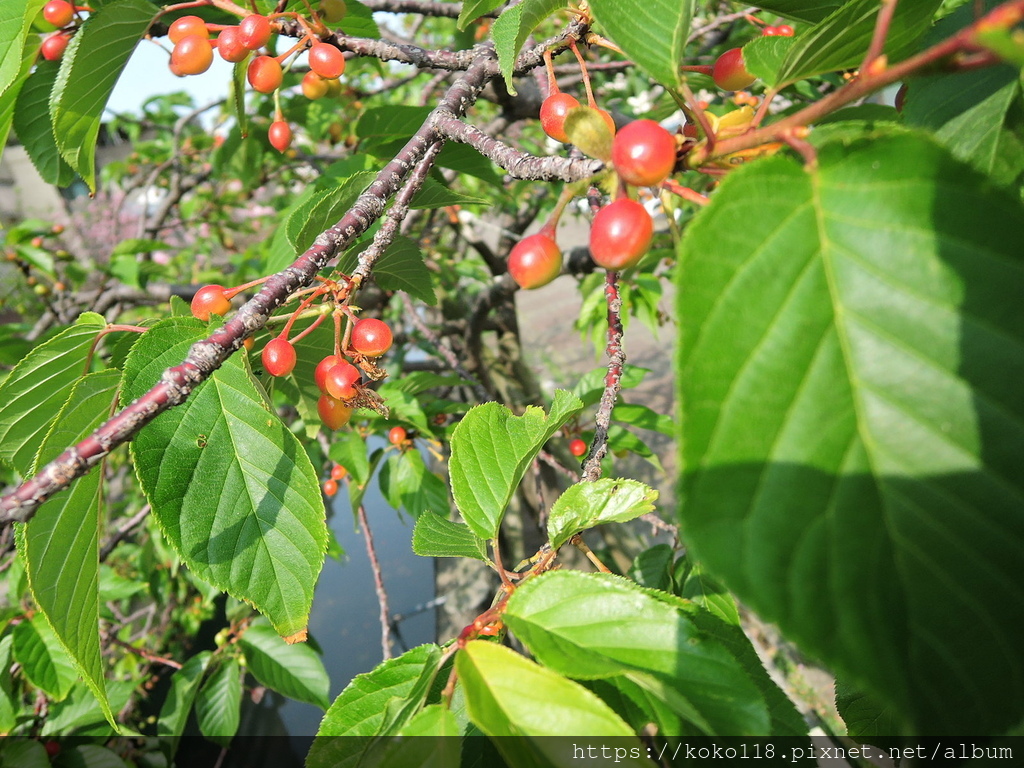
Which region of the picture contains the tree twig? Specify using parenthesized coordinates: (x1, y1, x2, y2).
(357, 504, 393, 660)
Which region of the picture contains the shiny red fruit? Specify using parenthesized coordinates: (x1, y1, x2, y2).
(309, 42, 345, 79)
(611, 119, 676, 187)
(322, 479, 338, 496)
(539, 92, 580, 143)
(325, 361, 361, 400)
(589, 198, 653, 271)
(40, 32, 70, 61)
(350, 318, 392, 357)
(315, 354, 343, 394)
(713, 48, 756, 91)
(269, 120, 292, 152)
(569, 438, 587, 457)
(331, 464, 347, 480)
(388, 426, 407, 445)
(238, 14, 272, 50)
(247, 55, 283, 93)
(776, 24, 794, 36)
(318, 395, 352, 430)
(217, 27, 248, 62)
(170, 35, 213, 76)
(262, 337, 296, 376)
(169, 15, 208, 44)
(43, 0, 74, 27)
(762, 25, 779, 36)
(508, 233, 561, 289)
(190, 284, 231, 320)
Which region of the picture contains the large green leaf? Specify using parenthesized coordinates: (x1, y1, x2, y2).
(752, 0, 843, 23)
(776, 0, 941, 84)
(547, 479, 658, 549)
(308, 644, 441, 768)
(0, 0, 45, 98)
(676, 131, 1024, 734)
(49, 0, 158, 191)
(122, 318, 327, 640)
(378, 449, 449, 519)
(492, 0, 568, 94)
(195, 657, 242, 748)
(158, 651, 211, 762)
(14, 61, 74, 186)
(457, 0, 502, 30)
(457, 640, 646, 764)
(0, 34, 41, 161)
(284, 171, 375, 254)
(504, 571, 770, 735)
(0, 312, 105, 475)
(449, 390, 583, 540)
(12, 615, 78, 701)
(589, 0, 693, 88)
(19, 370, 121, 732)
(238, 619, 330, 709)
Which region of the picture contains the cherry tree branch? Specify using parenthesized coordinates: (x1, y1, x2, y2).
(581, 270, 625, 483)
(357, 503, 393, 660)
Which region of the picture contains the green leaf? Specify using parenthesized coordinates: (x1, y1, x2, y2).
(835, 677, 903, 740)
(777, 0, 941, 84)
(0, 635, 16, 734)
(20, 370, 121, 732)
(627, 543, 675, 592)
(328, 429, 371, 486)
(409, 177, 491, 210)
(492, 0, 568, 94)
(458, 641, 645, 762)
(308, 645, 442, 768)
(238, 619, 330, 709)
(573, 365, 649, 407)
(676, 131, 1024, 734)
(284, 171, 376, 254)
(450, 390, 583, 540)
(680, 561, 739, 626)
(412, 509, 489, 561)
(42, 679, 136, 738)
(12, 615, 78, 701)
(49, 0, 158, 191)
(0, 740, 50, 768)
(589, 0, 693, 88)
(611, 402, 674, 435)
(195, 657, 242, 748)
(0, 0, 45, 98)
(344, 235, 436, 305)
(356, 105, 432, 145)
(751, 0, 843, 23)
(158, 651, 212, 763)
(741, 35, 798, 89)
(563, 106, 615, 161)
(457, 0, 502, 30)
(338, 0, 379, 38)
(547, 479, 658, 549)
(0, 312, 105, 475)
(0, 34, 40, 158)
(504, 571, 770, 735)
(13, 60, 74, 186)
(51, 745, 128, 768)
(122, 318, 327, 641)
(378, 449, 450, 519)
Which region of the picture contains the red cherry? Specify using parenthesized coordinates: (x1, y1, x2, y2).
(325, 361, 361, 400)
(611, 119, 677, 187)
(318, 395, 352, 430)
(269, 120, 292, 152)
(315, 354, 343, 394)
(330, 464, 347, 480)
(170, 35, 213, 77)
(589, 198, 653, 271)
(322, 479, 338, 496)
(169, 15, 209, 44)
(190, 284, 231, 320)
(40, 32, 70, 61)
(238, 14, 272, 50)
(540, 92, 580, 143)
(247, 55, 283, 93)
(308, 43, 345, 79)
(302, 71, 329, 99)
(262, 337, 296, 377)
(216, 27, 248, 62)
(776, 24, 794, 36)
(508, 233, 561, 290)
(762, 25, 779, 36)
(43, 0, 74, 27)
(350, 318, 392, 357)
(569, 438, 587, 457)
(713, 48, 756, 91)
(388, 426, 407, 445)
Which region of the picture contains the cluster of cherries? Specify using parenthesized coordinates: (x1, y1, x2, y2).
(190, 281, 393, 432)
(39, 1, 76, 60)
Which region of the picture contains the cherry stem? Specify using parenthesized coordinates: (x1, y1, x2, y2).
(544, 184, 576, 233)
(275, 33, 313, 64)
(287, 308, 329, 344)
(661, 179, 709, 206)
(570, 534, 612, 572)
(224, 276, 269, 299)
(333, 310, 344, 358)
(543, 49, 559, 96)
(861, 0, 899, 74)
(569, 40, 597, 108)
(491, 541, 516, 592)
(680, 64, 713, 76)
(677, 80, 716, 156)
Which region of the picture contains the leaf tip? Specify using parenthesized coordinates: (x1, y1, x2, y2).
(283, 629, 308, 645)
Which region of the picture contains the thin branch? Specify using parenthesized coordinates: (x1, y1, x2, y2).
(432, 109, 604, 182)
(581, 271, 625, 483)
(357, 504, 393, 660)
